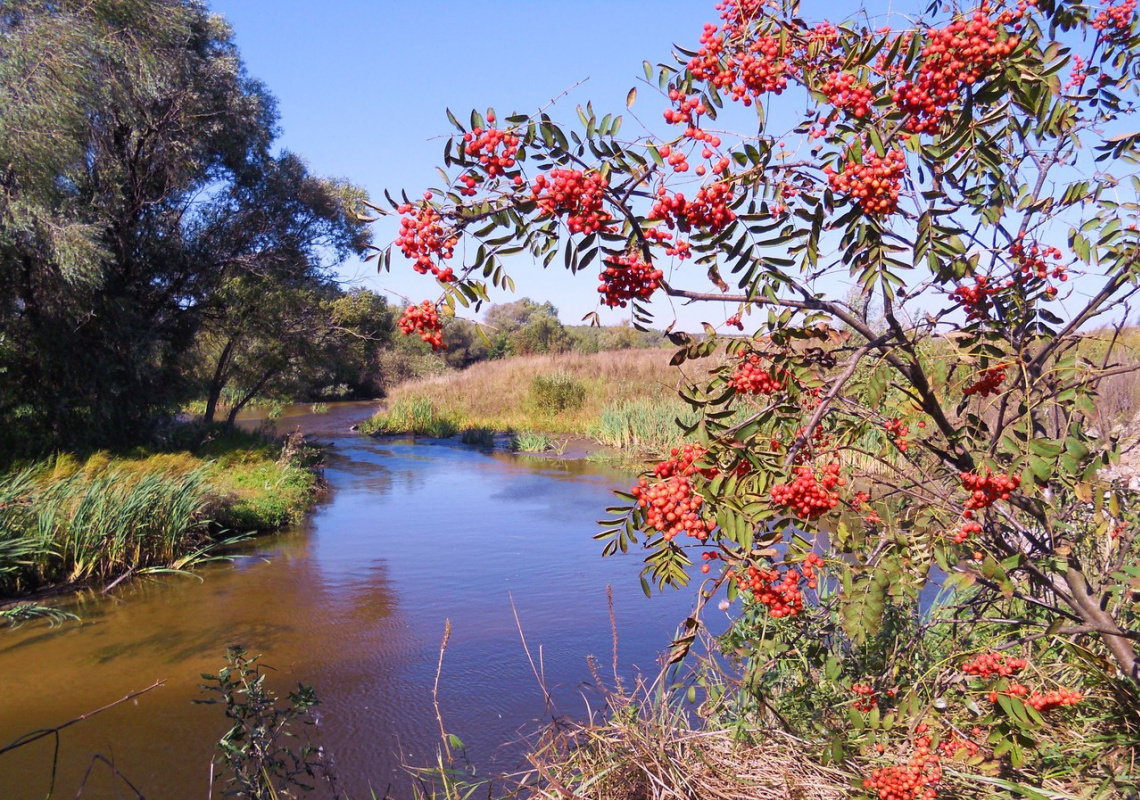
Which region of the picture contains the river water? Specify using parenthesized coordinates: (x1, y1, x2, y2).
(0, 403, 700, 799)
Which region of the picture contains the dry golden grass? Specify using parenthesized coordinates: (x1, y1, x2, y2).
(523, 716, 850, 800)
(382, 349, 688, 434)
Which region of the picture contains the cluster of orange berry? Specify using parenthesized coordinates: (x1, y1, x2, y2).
(884, 418, 910, 453)
(531, 169, 612, 235)
(684, 26, 789, 108)
(651, 182, 737, 234)
(458, 120, 520, 195)
(852, 683, 879, 711)
(662, 91, 708, 126)
(597, 254, 663, 308)
(820, 70, 874, 118)
(1026, 687, 1083, 712)
(950, 275, 999, 321)
(962, 652, 1027, 678)
(395, 199, 457, 280)
(770, 463, 844, 519)
(986, 684, 1082, 711)
(643, 227, 692, 259)
(734, 553, 823, 617)
(728, 353, 785, 394)
(863, 737, 942, 800)
(892, 3, 1024, 135)
(961, 469, 1020, 513)
(937, 731, 981, 759)
(398, 301, 445, 351)
(1092, 0, 1137, 36)
(1010, 239, 1067, 297)
(631, 445, 715, 543)
(825, 148, 906, 215)
(962, 365, 1006, 397)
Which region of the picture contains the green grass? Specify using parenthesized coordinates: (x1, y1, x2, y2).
(359, 397, 462, 437)
(0, 425, 322, 598)
(588, 398, 699, 454)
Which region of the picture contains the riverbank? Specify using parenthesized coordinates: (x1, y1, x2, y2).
(0, 424, 323, 608)
(361, 349, 697, 457)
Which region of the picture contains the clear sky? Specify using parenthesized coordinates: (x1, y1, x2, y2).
(208, 0, 738, 329)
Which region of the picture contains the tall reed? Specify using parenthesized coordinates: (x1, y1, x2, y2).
(0, 464, 211, 593)
(589, 398, 699, 454)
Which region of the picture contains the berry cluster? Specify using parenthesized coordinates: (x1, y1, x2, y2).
(961, 469, 1020, 513)
(632, 475, 712, 542)
(531, 169, 612, 234)
(962, 652, 1028, 678)
(950, 275, 999, 321)
(987, 683, 1082, 712)
(653, 443, 712, 479)
(1010, 239, 1067, 297)
(892, 4, 1023, 135)
(963, 366, 1006, 397)
(662, 91, 707, 126)
(458, 122, 521, 195)
(395, 201, 458, 281)
(643, 227, 693, 260)
(770, 463, 845, 519)
(631, 445, 715, 542)
(725, 313, 744, 330)
(728, 353, 785, 394)
(825, 148, 906, 215)
(884, 418, 910, 453)
(651, 182, 737, 233)
(734, 553, 824, 617)
(1026, 687, 1083, 712)
(820, 70, 874, 118)
(597, 254, 664, 308)
(852, 683, 879, 712)
(1065, 54, 1088, 92)
(863, 738, 942, 800)
(684, 28, 789, 109)
(1092, 0, 1137, 37)
(953, 519, 982, 544)
(937, 732, 980, 759)
(398, 301, 445, 351)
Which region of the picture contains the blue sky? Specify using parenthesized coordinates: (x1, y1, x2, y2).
(209, 1, 733, 328)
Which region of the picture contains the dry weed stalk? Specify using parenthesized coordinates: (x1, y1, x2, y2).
(523, 685, 849, 800)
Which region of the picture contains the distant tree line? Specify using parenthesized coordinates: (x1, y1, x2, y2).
(384, 298, 667, 384)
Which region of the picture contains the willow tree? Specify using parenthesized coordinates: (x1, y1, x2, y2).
(0, 0, 369, 452)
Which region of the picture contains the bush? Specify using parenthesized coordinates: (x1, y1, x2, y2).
(527, 372, 586, 415)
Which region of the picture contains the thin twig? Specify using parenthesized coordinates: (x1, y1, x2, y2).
(433, 618, 453, 766)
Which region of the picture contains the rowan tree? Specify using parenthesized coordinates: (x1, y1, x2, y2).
(370, 0, 1140, 791)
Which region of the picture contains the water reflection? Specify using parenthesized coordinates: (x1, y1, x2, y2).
(0, 404, 695, 800)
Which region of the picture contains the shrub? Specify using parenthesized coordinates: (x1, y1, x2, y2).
(527, 371, 586, 415)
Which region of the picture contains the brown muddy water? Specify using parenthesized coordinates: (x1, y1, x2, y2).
(0, 403, 702, 799)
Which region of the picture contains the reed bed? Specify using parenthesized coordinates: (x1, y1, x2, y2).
(0, 428, 322, 598)
(0, 463, 210, 593)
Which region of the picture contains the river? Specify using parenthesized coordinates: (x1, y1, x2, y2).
(0, 403, 703, 799)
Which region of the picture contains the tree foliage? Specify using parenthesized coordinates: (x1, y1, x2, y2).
(376, 0, 1140, 791)
(0, 0, 373, 452)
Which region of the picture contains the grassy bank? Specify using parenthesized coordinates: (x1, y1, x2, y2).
(0, 426, 322, 600)
(361, 349, 700, 455)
